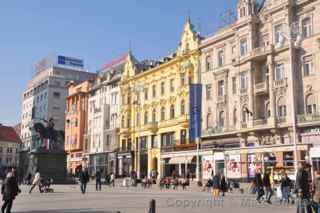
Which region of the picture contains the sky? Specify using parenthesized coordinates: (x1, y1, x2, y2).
(0, 0, 238, 126)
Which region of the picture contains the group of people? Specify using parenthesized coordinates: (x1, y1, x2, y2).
(204, 172, 228, 198)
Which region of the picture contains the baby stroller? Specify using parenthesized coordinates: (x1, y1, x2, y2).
(40, 177, 54, 193)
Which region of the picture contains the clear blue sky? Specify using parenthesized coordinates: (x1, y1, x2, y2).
(0, 0, 238, 126)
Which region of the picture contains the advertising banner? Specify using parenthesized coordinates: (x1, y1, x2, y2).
(202, 156, 214, 180)
(227, 154, 241, 179)
(58, 55, 84, 68)
(189, 84, 202, 140)
(248, 154, 256, 178)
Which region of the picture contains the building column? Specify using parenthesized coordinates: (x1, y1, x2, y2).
(267, 55, 276, 126)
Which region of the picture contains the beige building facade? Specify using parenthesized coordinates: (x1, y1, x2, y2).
(200, 0, 320, 180)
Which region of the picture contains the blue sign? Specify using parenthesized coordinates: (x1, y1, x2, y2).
(57, 55, 84, 68)
(189, 84, 202, 140)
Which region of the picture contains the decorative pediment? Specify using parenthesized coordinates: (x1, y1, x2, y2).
(176, 18, 200, 56)
(122, 52, 138, 79)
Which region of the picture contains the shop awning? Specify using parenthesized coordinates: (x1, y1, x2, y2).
(168, 156, 194, 164)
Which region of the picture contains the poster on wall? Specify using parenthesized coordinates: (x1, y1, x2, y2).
(202, 156, 214, 180)
(248, 154, 256, 178)
(227, 154, 241, 179)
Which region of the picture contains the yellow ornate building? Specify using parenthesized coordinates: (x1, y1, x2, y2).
(119, 19, 201, 178)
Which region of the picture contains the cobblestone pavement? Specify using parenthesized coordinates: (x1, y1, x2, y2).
(11, 184, 295, 213)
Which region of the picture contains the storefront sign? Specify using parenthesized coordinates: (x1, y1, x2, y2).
(214, 152, 225, 161)
(202, 156, 214, 180)
(227, 154, 241, 179)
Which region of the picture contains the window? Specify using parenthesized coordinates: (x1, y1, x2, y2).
(180, 73, 186, 86)
(218, 50, 225, 67)
(161, 82, 165, 95)
(275, 63, 285, 80)
(180, 129, 187, 145)
(170, 79, 175, 92)
(277, 97, 286, 117)
(306, 94, 317, 114)
(161, 107, 166, 121)
(240, 72, 248, 92)
(302, 17, 312, 38)
(242, 107, 249, 123)
(206, 112, 213, 129)
(232, 77, 237, 94)
(170, 105, 175, 119)
(152, 85, 156, 98)
(161, 132, 175, 147)
(152, 109, 156, 123)
(274, 24, 283, 44)
(53, 92, 61, 99)
(144, 88, 148, 100)
(180, 100, 185, 115)
(218, 80, 224, 96)
(303, 56, 313, 76)
(233, 108, 237, 125)
(240, 38, 248, 56)
(144, 111, 148, 125)
(240, 7, 246, 18)
(136, 112, 141, 126)
(218, 111, 225, 128)
(127, 117, 131, 128)
(121, 116, 125, 128)
(205, 84, 212, 100)
(205, 55, 213, 71)
(151, 135, 157, 148)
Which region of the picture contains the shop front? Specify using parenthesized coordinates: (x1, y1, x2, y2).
(117, 151, 133, 177)
(88, 153, 108, 177)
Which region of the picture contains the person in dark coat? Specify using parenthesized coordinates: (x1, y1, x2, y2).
(255, 170, 264, 203)
(79, 168, 89, 194)
(220, 174, 228, 196)
(296, 163, 313, 213)
(280, 173, 293, 204)
(95, 170, 102, 191)
(212, 172, 221, 198)
(1, 168, 21, 213)
(263, 171, 273, 204)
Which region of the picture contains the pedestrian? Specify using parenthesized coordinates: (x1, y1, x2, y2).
(212, 172, 221, 198)
(29, 169, 42, 194)
(220, 174, 228, 196)
(79, 168, 89, 194)
(263, 171, 273, 204)
(296, 163, 313, 213)
(95, 170, 102, 191)
(1, 168, 21, 213)
(255, 170, 264, 203)
(313, 170, 320, 205)
(280, 173, 293, 204)
(109, 172, 115, 187)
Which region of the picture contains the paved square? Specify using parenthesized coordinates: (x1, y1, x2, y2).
(11, 184, 295, 213)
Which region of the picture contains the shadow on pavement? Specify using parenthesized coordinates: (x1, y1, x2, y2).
(16, 209, 120, 213)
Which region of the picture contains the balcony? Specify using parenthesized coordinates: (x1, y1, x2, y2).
(297, 113, 320, 124)
(255, 81, 269, 94)
(253, 118, 267, 126)
(217, 95, 227, 104)
(276, 116, 286, 123)
(274, 78, 288, 89)
(250, 46, 272, 61)
(201, 126, 236, 137)
(161, 142, 195, 153)
(145, 122, 158, 132)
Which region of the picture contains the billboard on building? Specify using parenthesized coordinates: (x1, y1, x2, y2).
(189, 84, 202, 140)
(227, 154, 241, 179)
(57, 55, 84, 68)
(202, 155, 214, 180)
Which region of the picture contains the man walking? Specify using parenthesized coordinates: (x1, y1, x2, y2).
(296, 163, 313, 213)
(29, 169, 42, 194)
(255, 170, 264, 203)
(212, 172, 221, 198)
(79, 168, 89, 194)
(263, 171, 273, 204)
(1, 168, 21, 213)
(95, 170, 102, 191)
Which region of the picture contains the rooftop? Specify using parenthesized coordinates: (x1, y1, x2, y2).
(0, 124, 22, 144)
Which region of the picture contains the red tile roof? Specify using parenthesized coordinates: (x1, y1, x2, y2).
(0, 125, 22, 144)
(101, 53, 128, 70)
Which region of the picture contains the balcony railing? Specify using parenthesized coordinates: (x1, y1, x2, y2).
(253, 118, 267, 126)
(161, 142, 195, 152)
(255, 81, 269, 94)
(297, 113, 320, 123)
(201, 126, 236, 137)
(250, 45, 271, 59)
(241, 122, 247, 129)
(274, 78, 288, 88)
(217, 95, 227, 103)
(276, 116, 286, 123)
(144, 122, 158, 132)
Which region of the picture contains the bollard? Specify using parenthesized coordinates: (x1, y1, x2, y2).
(148, 199, 156, 213)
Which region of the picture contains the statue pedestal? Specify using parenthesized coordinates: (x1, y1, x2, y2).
(29, 150, 67, 184)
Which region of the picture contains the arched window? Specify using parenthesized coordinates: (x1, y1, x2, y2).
(170, 104, 175, 119)
(161, 107, 165, 121)
(233, 108, 237, 125)
(152, 109, 156, 123)
(144, 111, 148, 125)
(218, 111, 225, 128)
(206, 113, 213, 129)
(306, 94, 317, 114)
(180, 99, 185, 115)
(277, 97, 286, 117)
(205, 55, 212, 71)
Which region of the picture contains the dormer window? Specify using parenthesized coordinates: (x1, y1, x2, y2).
(240, 7, 246, 18)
